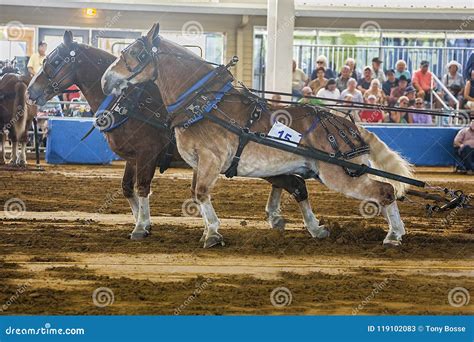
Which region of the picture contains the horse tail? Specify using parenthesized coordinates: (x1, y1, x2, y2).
(12, 81, 28, 140)
(357, 125, 414, 198)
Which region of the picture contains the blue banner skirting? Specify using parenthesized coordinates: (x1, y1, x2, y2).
(0, 315, 472, 342)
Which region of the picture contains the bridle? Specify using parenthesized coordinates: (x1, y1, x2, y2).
(38, 42, 81, 99)
(121, 36, 160, 83)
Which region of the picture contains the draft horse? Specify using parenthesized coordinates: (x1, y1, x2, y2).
(28, 31, 326, 242)
(102, 23, 414, 248)
(0, 73, 36, 166)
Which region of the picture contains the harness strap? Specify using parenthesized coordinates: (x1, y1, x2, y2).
(159, 132, 176, 174)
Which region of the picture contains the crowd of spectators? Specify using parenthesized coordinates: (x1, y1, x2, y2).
(289, 55, 474, 124)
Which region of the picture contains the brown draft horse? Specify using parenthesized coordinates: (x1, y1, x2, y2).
(102, 23, 414, 248)
(28, 31, 323, 241)
(0, 73, 36, 166)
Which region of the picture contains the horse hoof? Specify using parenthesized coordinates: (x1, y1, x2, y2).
(129, 230, 150, 240)
(383, 239, 401, 247)
(308, 225, 330, 239)
(203, 234, 225, 248)
(17, 160, 27, 168)
(145, 225, 152, 233)
(269, 216, 286, 231)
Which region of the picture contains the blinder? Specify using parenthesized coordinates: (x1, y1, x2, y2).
(122, 36, 160, 82)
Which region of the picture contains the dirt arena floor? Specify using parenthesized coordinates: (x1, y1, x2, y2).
(0, 162, 473, 315)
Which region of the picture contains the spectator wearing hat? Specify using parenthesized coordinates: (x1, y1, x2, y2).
(340, 78, 363, 103)
(382, 69, 398, 96)
(316, 78, 340, 104)
(335, 65, 351, 92)
(409, 98, 433, 124)
(308, 67, 327, 94)
(453, 120, 474, 174)
(389, 75, 409, 106)
(292, 60, 308, 98)
(412, 60, 432, 100)
(310, 55, 336, 80)
(359, 95, 385, 123)
(345, 57, 361, 81)
(27, 41, 48, 76)
(404, 86, 416, 106)
(357, 66, 373, 95)
(464, 70, 474, 110)
(395, 59, 411, 81)
(364, 79, 386, 105)
(440, 61, 465, 107)
(371, 57, 386, 83)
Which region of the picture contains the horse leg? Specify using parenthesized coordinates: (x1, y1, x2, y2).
(317, 161, 399, 244)
(17, 141, 27, 167)
(129, 155, 157, 240)
(191, 169, 208, 243)
(122, 161, 139, 223)
(0, 132, 6, 165)
(9, 141, 19, 165)
(194, 158, 223, 248)
(381, 202, 406, 246)
(264, 175, 328, 238)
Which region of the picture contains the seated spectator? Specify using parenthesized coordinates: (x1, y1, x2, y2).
(453, 120, 474, 174)
(412, 60, 432, 101)
(316, 78, 340, 103)
(389, 75, 409, 106)
(308, 67, 327, 94)
(340, 78, 363, 103)
(359, 95, 385, 123)
(404, 86, 416, 106)
(357, 66, 373, 95)
(292, 60, 307, 98)
(463, 70, 474, 110)
(387, 96, 409, 123)
(364, 79, 386, 105)
(371, 57, 386, 83)
(336, 65, 351, 92)
(409, 98, 433, 124)
(464, 52, 474, 81)
(310, 55, 336, 80)
(395, 59, 411, 81)
(342, 94, 361, 121)
(269, 94, 286, 109)
(299, 86, 323, 106)
(443, 60, 464, 89)
(345, 57, 361, 81)
(382, 69, 398, 96)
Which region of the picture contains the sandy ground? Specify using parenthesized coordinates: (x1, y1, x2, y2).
(0, 162, 473, 315)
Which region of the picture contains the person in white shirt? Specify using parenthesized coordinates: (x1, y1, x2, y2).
(316, 78, 340, 104)
(292, 60, 308, 98)
(340, 78, 363, 103)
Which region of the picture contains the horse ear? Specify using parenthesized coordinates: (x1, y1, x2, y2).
(64, 30, 74, 46)
(147, 23, 160, 41)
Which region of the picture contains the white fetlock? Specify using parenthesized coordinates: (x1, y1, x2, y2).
(383, 231, 402, 246)
(267, 213, 286, 231)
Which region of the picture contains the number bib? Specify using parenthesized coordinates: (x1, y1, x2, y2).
(268, 121, 302, 146)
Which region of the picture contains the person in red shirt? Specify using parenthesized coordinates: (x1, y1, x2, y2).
(359, 95, 384, 123)
(412, 60, 432, 101)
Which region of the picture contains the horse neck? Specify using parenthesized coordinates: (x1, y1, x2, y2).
(155, 49, 214, 106)
(75, 47, 115, 112)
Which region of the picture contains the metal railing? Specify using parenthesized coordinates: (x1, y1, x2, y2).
(294, 44, 473, 79)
